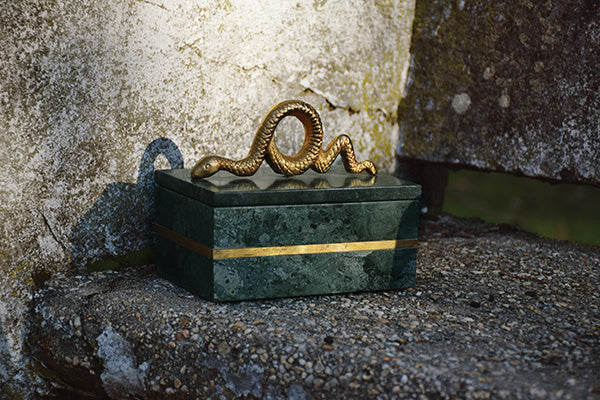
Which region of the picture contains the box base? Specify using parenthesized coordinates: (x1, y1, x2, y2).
(157, 235, 416, 301)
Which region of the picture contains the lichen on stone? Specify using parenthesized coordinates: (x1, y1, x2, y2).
(398, 0, 600, 185)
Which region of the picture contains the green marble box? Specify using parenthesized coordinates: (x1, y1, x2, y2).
(154, 165, 421, 301)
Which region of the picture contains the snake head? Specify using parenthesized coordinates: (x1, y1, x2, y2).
(191, 156, 221, 178)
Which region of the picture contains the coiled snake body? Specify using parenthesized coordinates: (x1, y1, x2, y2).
(191, 100, 376, 178)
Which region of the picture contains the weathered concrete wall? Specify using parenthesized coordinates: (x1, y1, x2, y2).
(398, 0, 600, 185)
(0, 0, 415, 396)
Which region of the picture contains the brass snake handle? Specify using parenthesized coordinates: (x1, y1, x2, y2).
(191, 100, 376, 178)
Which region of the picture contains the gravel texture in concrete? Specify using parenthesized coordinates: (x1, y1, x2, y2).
(28, 216, 600, 399)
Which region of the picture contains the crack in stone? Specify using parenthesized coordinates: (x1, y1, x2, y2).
(40, 211, 67, 255)
(301, 87, 360, 115)
(136, 0, 171, 12)
(177, 44, 397, 125)
(300, 87, 400, 126)
(375, 107, 389, 118)
(302, 87, 399, 125)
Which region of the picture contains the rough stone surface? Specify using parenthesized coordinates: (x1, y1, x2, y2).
(397, 0, 600, 185)
(0, 1, 414, 394)
(28, 216, 600, 399)
(96, 326, 150, 398)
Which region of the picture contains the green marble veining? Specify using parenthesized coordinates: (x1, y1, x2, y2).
(213, 200, 418, 248)
(156, 236, 214, 297)
(154, 166, 421, 301)
(212, 249, 416, 301)
(156, 184, 419, 249)
(156, 187, 215, 247)
(156, 236, 416, 301)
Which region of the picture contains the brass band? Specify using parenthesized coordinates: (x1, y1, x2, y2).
(154, 224, 417, 260)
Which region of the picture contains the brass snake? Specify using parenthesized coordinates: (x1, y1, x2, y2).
(191, 100, 377, 178)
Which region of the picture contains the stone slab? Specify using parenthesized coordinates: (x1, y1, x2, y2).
(397, 0, 600, 185)
(27, 216, 600, 399)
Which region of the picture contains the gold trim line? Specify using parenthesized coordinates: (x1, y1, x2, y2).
(154, 224, 417, 260)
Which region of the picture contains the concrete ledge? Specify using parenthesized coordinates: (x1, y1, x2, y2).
(28, 216, 600, 399)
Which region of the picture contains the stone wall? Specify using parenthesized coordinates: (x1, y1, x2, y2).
(3, 0, 599, 397)
(0, 0, 415, 396)
(398, 0, 599, 186)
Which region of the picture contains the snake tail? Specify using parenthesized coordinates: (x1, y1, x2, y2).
(312, 134, 377, 175)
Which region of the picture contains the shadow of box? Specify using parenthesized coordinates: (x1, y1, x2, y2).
(154, 165, 421, 301)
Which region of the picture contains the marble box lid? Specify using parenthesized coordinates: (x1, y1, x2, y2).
(155, 164, 421, 207)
